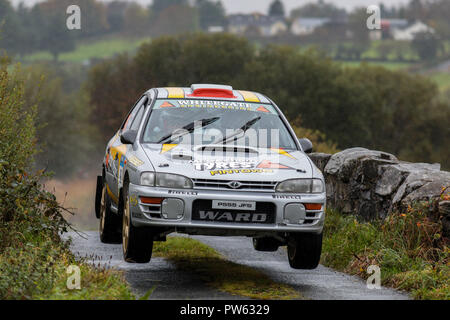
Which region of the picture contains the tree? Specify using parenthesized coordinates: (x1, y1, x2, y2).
(123, 3, 150, 35)
(0, 0, 24, 55)
(195, 0, 226, 30)
(268, 0, 285, 17)
(150, 5, 199, 36)
(151, 0, 188, 16)
(106, 1, 129, 33)
(412, 31, 440, 60)
(291, 0, 347, 19)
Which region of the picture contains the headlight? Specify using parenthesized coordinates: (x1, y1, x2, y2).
(276, 179, 324, 193)
(140, 172, 155, 186)
(156, 173, 193, 189)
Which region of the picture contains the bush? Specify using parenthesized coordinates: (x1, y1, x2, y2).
(321, 196, 449, 300)
(0, 61, 132, 299)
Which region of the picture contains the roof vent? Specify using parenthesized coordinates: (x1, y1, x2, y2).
(189, 84, 236, 99)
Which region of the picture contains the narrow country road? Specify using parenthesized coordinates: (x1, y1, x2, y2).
(66, 231, 410, 300)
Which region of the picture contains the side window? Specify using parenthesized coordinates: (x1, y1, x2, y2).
(130, 104, 146, 131)
(122, 96, 147, 131)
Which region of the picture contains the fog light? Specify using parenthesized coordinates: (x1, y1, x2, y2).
(161, 198, 184, 219)
(283, 203, 306, 224)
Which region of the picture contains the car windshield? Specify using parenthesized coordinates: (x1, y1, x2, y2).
(142, 99, 297, 150)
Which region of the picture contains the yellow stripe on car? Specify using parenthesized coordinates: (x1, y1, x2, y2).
(238, 90, 260, 102)
(166, 87, 185, 98)
(161, 144, 178, 154)
(270, 148, 297, 160)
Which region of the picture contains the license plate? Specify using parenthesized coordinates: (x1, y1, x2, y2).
(212, 200, 256, 211)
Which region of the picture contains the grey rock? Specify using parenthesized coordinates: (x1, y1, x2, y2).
(320, 147, 449, 226)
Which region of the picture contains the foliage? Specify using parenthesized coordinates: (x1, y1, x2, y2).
(196, 0, 226, 30)
(290, 0, 347, 20)
(0, 61, 131, 299)
(86, 33, 450, 168)
(268, 0, 285, 17)
(292, 126, 339, 154)
(322, 196, 450, 299)
(411, 32, 441, 61)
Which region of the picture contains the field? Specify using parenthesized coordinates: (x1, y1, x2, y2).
(22, 36, 151, 63)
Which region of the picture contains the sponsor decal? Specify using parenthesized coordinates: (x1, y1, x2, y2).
(153, 100, 277, 114)
(178, 100, 253, 111)
(128, 156, 144, 167)
(197, 210, 268, 223)
(193, 158, 294, 172)
(129, 195, 138, 206)
(272, 195, 302, 200)
(210, 168, 274, 176)
(168, 190, 198, 196)
(193, 159, 257, 171)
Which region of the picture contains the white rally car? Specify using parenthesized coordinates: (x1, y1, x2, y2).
(95, 84, 326, 269)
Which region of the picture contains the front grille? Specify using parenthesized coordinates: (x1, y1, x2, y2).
(192, 179, 277, 192)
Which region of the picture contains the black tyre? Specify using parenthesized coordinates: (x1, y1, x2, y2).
(99, 183, 122, 244)
(253, 237, 280, 252)
(287, 232, 322, 269)
(122, 182, 153, 263)
(95, 176, 103, 219)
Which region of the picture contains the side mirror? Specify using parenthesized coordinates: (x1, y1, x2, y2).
(299, 138, 313, 154)
(120, 130, 137, 145)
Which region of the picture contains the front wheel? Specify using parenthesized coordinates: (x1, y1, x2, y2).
(122, 183, 153, 263)
(287, 232, 322, 269)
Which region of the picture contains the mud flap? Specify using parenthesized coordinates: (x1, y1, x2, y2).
(95, 175, 103, 219)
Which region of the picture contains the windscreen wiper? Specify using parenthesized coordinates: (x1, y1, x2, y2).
(157, 117, 220, 144)
(212, 116, 261, 145)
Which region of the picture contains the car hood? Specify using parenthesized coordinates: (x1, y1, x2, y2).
(142, 144, 313, 181)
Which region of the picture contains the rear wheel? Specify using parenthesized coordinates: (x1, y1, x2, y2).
(122, 182, 153, 263)
(287, 232, 322, 269)
(99, 184, 121, 244)
(253, 237, 280, 252)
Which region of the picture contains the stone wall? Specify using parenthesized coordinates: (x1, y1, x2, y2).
(309, 148, 450, 236)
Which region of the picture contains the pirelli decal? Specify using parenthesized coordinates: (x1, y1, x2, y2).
(166, 87, 185, 98)
(238, 90, 260, 102)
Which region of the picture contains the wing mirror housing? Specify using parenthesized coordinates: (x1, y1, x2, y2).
(299, 138, 313, 154)
(120, 130, 138, 145)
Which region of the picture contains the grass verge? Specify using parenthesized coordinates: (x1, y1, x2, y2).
(321, 197, 449, 300)
(153, 237, 301, 300)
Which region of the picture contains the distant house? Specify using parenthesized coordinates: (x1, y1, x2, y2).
(369, 19, 409, 41)
(391, 21, 435, 41)
(228, 13, 288, 37)
(291, 18, 331, 36)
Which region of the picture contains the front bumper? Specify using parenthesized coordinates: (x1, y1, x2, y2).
(129, 183, 325, 235)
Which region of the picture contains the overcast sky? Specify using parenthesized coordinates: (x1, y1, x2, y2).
(11, 0, 410, 14)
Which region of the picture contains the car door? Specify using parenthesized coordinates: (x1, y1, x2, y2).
(105, 96, 148, 201)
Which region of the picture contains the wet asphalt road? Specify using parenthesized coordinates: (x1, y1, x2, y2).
(66, 231, 410, 300)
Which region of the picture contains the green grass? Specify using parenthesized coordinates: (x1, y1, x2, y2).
(428, 72, 450, 92)
(321, 199, 449, 300)
(23, 37, 151, 63)
(153, 237, 302, 300)
(340, 60, 413, 71)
